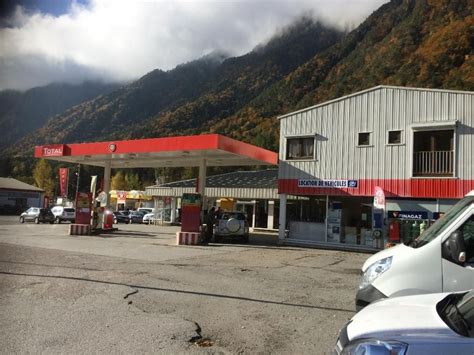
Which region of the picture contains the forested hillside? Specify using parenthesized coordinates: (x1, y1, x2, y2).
(206, 0, 474, 150)
(0, 81, 119, 150)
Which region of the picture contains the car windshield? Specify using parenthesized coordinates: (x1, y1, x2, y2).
(438, 291, 474, 337)
(411, 196, 473, 248)
(64, 208, 75, 212)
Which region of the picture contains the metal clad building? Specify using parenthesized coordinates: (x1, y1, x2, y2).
(277, 86, 474, 249)
(146, 170, 279, 229)
(278, 86, 474, 198)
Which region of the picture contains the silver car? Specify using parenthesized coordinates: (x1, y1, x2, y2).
(19, 207, 41, 223)
(213, 211, 250, 243)
(51, 206, 76, 223)
(19, 207, 55, 224)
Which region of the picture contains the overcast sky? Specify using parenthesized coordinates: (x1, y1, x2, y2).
(0, 0, 387, 91)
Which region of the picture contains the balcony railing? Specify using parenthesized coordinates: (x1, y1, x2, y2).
(413, 150, 454, 177)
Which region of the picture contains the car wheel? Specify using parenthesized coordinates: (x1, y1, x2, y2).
(214, 235, 221, 243)
(34, 217, 39, 224)
(19, 216, 24, 223)
(49, 221, 54, 224)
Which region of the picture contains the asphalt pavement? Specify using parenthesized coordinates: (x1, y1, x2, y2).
(0, 216, 368, 353)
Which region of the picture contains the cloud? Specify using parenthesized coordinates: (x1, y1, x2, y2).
(0, 0, 387, 91)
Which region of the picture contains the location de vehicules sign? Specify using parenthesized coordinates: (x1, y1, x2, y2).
(298, 179, 358, 188)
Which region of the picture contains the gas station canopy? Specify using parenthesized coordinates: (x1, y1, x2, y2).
(34, 134, 278, 168)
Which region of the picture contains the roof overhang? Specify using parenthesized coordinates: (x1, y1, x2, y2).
(34, 134, 278, 168)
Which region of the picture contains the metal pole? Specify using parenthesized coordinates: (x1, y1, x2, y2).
(75, 164, 81, 200)
(278, 194, 287, 242)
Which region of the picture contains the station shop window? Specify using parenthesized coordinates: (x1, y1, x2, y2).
(286, 137, 315, 160)
(388, 130, 402, 144)
(358, 132, 371, 146)
(286, 197, 326, 223)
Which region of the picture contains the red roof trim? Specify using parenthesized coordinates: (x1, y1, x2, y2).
(34, 134, 278, 165)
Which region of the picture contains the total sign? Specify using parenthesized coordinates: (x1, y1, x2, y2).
(42, 145, 65, 157)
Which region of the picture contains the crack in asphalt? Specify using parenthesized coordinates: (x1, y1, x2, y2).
(0, 260, 104, 272)
(124, 289, 139, 299)
(0, 271, 356, 314)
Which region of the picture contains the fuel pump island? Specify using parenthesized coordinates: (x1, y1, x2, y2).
(34, 134, 277, 239)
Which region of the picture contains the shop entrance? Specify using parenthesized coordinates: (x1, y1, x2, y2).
(333, 196, 373, 246)
(236, 201, 254, 227)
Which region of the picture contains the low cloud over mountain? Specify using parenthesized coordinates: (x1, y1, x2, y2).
(0, 0, 387, 91)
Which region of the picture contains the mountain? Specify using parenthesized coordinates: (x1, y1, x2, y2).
(6, 0, 473, 159)
(206, 0, 473, 150)
(0, 81, 120, 150)
(8, 18, 343, 154)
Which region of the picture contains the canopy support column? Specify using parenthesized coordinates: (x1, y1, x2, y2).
(278, 194, 287, 243)
(198, 159, 207, 207)
(103, 160, 111, 207)
(170, 197, 177, 223)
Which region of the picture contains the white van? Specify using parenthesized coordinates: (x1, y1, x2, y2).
(356, 191, 474, 310)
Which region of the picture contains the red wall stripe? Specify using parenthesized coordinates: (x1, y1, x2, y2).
(278, 179, 474, 199)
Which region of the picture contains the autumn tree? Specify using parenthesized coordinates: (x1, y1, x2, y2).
(126, 173, 141, 190)
(111, 171, 128, 190)
(33, 159, 54, 197)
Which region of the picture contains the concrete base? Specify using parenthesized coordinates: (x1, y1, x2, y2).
(69, 224, 91, 236)
(176, 231, 200, 245)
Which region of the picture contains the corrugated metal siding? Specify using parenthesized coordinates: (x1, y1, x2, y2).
(146, 187, 279, 200)
(279, 87, 474, 198)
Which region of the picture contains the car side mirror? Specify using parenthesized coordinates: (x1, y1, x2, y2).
(442, 231, 466, 265)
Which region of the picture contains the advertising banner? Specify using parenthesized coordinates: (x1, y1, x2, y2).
(373, 186, 386, 210)
(90, 175, 97, 197)
(59, 168, 69, 197)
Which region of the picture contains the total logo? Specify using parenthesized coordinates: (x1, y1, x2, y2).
(42, 145, 64, 157)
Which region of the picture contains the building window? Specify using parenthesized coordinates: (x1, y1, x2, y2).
(388, 130, 402, 144)
(413, 129, 454, 177)
(358, 132, 371, 146)
(286, 137, 314, 160)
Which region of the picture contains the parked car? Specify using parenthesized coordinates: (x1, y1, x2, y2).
(142, 212, 155, 224)
(137, 207, 154, 214)
(19, 207, 55, 224)
(50, 206, 76, 223)
(356, 190, 474, 311)
(213, 211, 249, 243)
(129, 210, 146, 224)
(112, 211, 131, 224)
(143, 208, 176, 224)
(335, 290, 474, 355)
